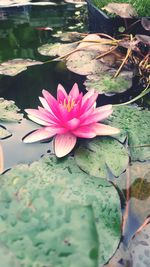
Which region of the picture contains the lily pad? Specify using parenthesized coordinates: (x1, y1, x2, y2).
(0, 125, 11, 139)
(129, 223, 150, 267)
(0, 155, 122, 267)
(0, 244, 20, 267)
(102, 3, 138, 18)
(0, 98, 22, 122)
(84, 70, 133, 95)
(106, 106, 150, 161)
(75, 137, 129, 179)
(38, 42, 77, 57)
(0, 59, 43, 76)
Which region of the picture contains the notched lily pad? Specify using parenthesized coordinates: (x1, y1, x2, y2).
(75, 137, 129, 179)
(102, 3, 138, 18)
(0, 98, 22, 122)
(0, 155, 122, 267)
(106, 106, 150, 161)
(0, 59, 43, 76)
(85, 70, 133, 95)
(38, 42, 77, 57)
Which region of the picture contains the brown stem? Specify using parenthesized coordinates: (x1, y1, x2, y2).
(122, 166, 131, 235)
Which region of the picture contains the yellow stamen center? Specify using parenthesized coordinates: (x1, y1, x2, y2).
(63, 98, 75, 112)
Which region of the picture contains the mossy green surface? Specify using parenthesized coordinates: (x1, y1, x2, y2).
(0, 155, 122, 267)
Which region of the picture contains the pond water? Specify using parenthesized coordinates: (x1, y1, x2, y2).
(0, 1, 150, 267)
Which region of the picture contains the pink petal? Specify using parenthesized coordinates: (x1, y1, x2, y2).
(67, 118, 80, 130)
(81, 108, 113, 126)
(69, 83, 79, 99)
(72, 125, 96, 138)
(54, 133, 77, 157)
(42, 89, 61, 119)
(96, 104, 112, 112)
(81, 89, 95, 105)
(39, 96, 52, 112)
(23, 128, 57, 143)
(38, 106, 60, 123)
(93, 123, 120, 136)
(27, 115, 52, 126)
(25, 109, 55, 124)
(45, 126, 68, 134)
(81, 92, 98, 113)
(57, 84, 68, 102)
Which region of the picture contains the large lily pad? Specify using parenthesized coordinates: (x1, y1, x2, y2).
(0, 59, 43, 76)
(75, 137, 129, 179)
(0, 143, 4, 174)
(0, 155, 122, 267)
(106, 106, 150, 161)
(0, 98, 22, 122)
(38, 42, 77, 57)
(84, 70, 133, 95)
(0, 244, 20, 267)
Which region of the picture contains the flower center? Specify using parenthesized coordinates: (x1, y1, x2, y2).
(63, 97, 75, 112)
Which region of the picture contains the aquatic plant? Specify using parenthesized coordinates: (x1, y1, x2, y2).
(23, 83, 119, 157)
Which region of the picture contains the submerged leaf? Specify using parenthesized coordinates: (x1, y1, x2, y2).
(0, 98, 22, 122)
(0, 59, 43, 76)
(75, 137, 129, 179)
(102, 3, 138, 18)
(0, 155, 122, 267)
(85, 70, 133, 95)
(106, 106, 150, 161)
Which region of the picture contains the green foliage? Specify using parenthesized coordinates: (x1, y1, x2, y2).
(106, 106, 150, 161)
(75, 137, 129, 178)
(0, 155, 122, 267)
(0, 98, 22, 122)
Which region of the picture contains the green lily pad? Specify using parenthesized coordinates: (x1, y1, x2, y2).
(0, 125, 11, 139)
(106, 106, 150, 161)
(0, 244, 20, 267)
(38, 42, 77, 57)
(84, 71, 133, 95)
(0, 98, 22, 122)
(129, 223, 150, 267)
(75, 137, 129, 179)
(0, 155, 122, 267)
(0, 59, 43, 76)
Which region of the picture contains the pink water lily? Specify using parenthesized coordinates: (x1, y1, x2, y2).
(24, 83, 120, 157)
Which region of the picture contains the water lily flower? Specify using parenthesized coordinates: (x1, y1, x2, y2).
(23, 83, 120, 157)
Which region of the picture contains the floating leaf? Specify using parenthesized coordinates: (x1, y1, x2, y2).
(102, 3, 138, 18)
(0, 155, 122, 267)
(0, 59, 43, 76)
(0, 125, 11, 139)
(0, 244, 20, 267)
(84, 70, 133, 95)
(75, 137, 129, 179)
(52, 31, 84, 42)
(38, 42, 77, 57)
(129, 223, 150, 267)
(0, 0, 57, 7)
(106, 106, 150, 161)
(0, 98, 22, 122)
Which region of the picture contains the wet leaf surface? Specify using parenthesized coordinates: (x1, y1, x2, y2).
(0, 155, 122, 267)
(38, 42, 77, 57)
(102, 3, 138, 18)
(84, 70, 133, 95)
(75, 137, 129, 179)
(0, 59, 43, 76)
(0, 98, 22, 122)
(106, 106, 150, 161)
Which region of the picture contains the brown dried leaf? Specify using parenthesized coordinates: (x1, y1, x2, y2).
(135, 34, 150, 45)
(102, 3, 138, 18)
(141, 18, 150, 31)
